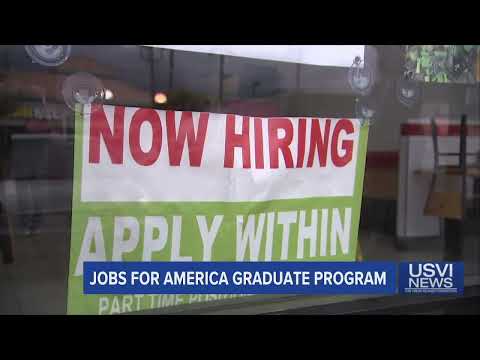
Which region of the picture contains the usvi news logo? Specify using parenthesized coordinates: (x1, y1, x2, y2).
(398, 262, 464, 295)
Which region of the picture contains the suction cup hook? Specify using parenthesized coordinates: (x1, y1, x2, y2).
(396, 70, 421, 108)
(61, 72, 105, 115)
(348, 55, 375, 96)
(25, 45, 71, 67)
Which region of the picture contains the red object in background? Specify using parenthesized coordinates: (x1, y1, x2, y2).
(25, 119, 64, 133)
(401, 123, 480, 136)
(366, 151, 399, 169)
(25, 119, 51, 132)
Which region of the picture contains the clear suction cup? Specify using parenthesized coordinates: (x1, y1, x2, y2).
(25, 45, 71, 67)
(396, 70, 421, 108)
(61, 72, 105, 115)
(348, 56, 375, 96)
(355, 97, 377, 126)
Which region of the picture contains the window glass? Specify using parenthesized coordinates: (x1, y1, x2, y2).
(0, 45, 478, 314)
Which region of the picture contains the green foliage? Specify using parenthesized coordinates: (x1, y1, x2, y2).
(405, 45, 478, 83)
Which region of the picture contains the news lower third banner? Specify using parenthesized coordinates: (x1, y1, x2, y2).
(83, 261, 464, 299)
(81, 261, 464, 315)
(84, 261, 397, 295)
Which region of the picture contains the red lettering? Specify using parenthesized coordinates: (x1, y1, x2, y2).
(296, 118, 306, 168)
(307, 118, 331, 167)
(268, 118, 294, 168)
(254, 117, 264, 169)
(224, 115, 251, 168)
(331, 119, 354, 167)
(89, 105, 125, 164)
(166, 111, 209, 167)
(129, 108, 162, 166)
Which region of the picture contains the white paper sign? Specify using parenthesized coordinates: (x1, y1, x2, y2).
(143, 45, 364, 67)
